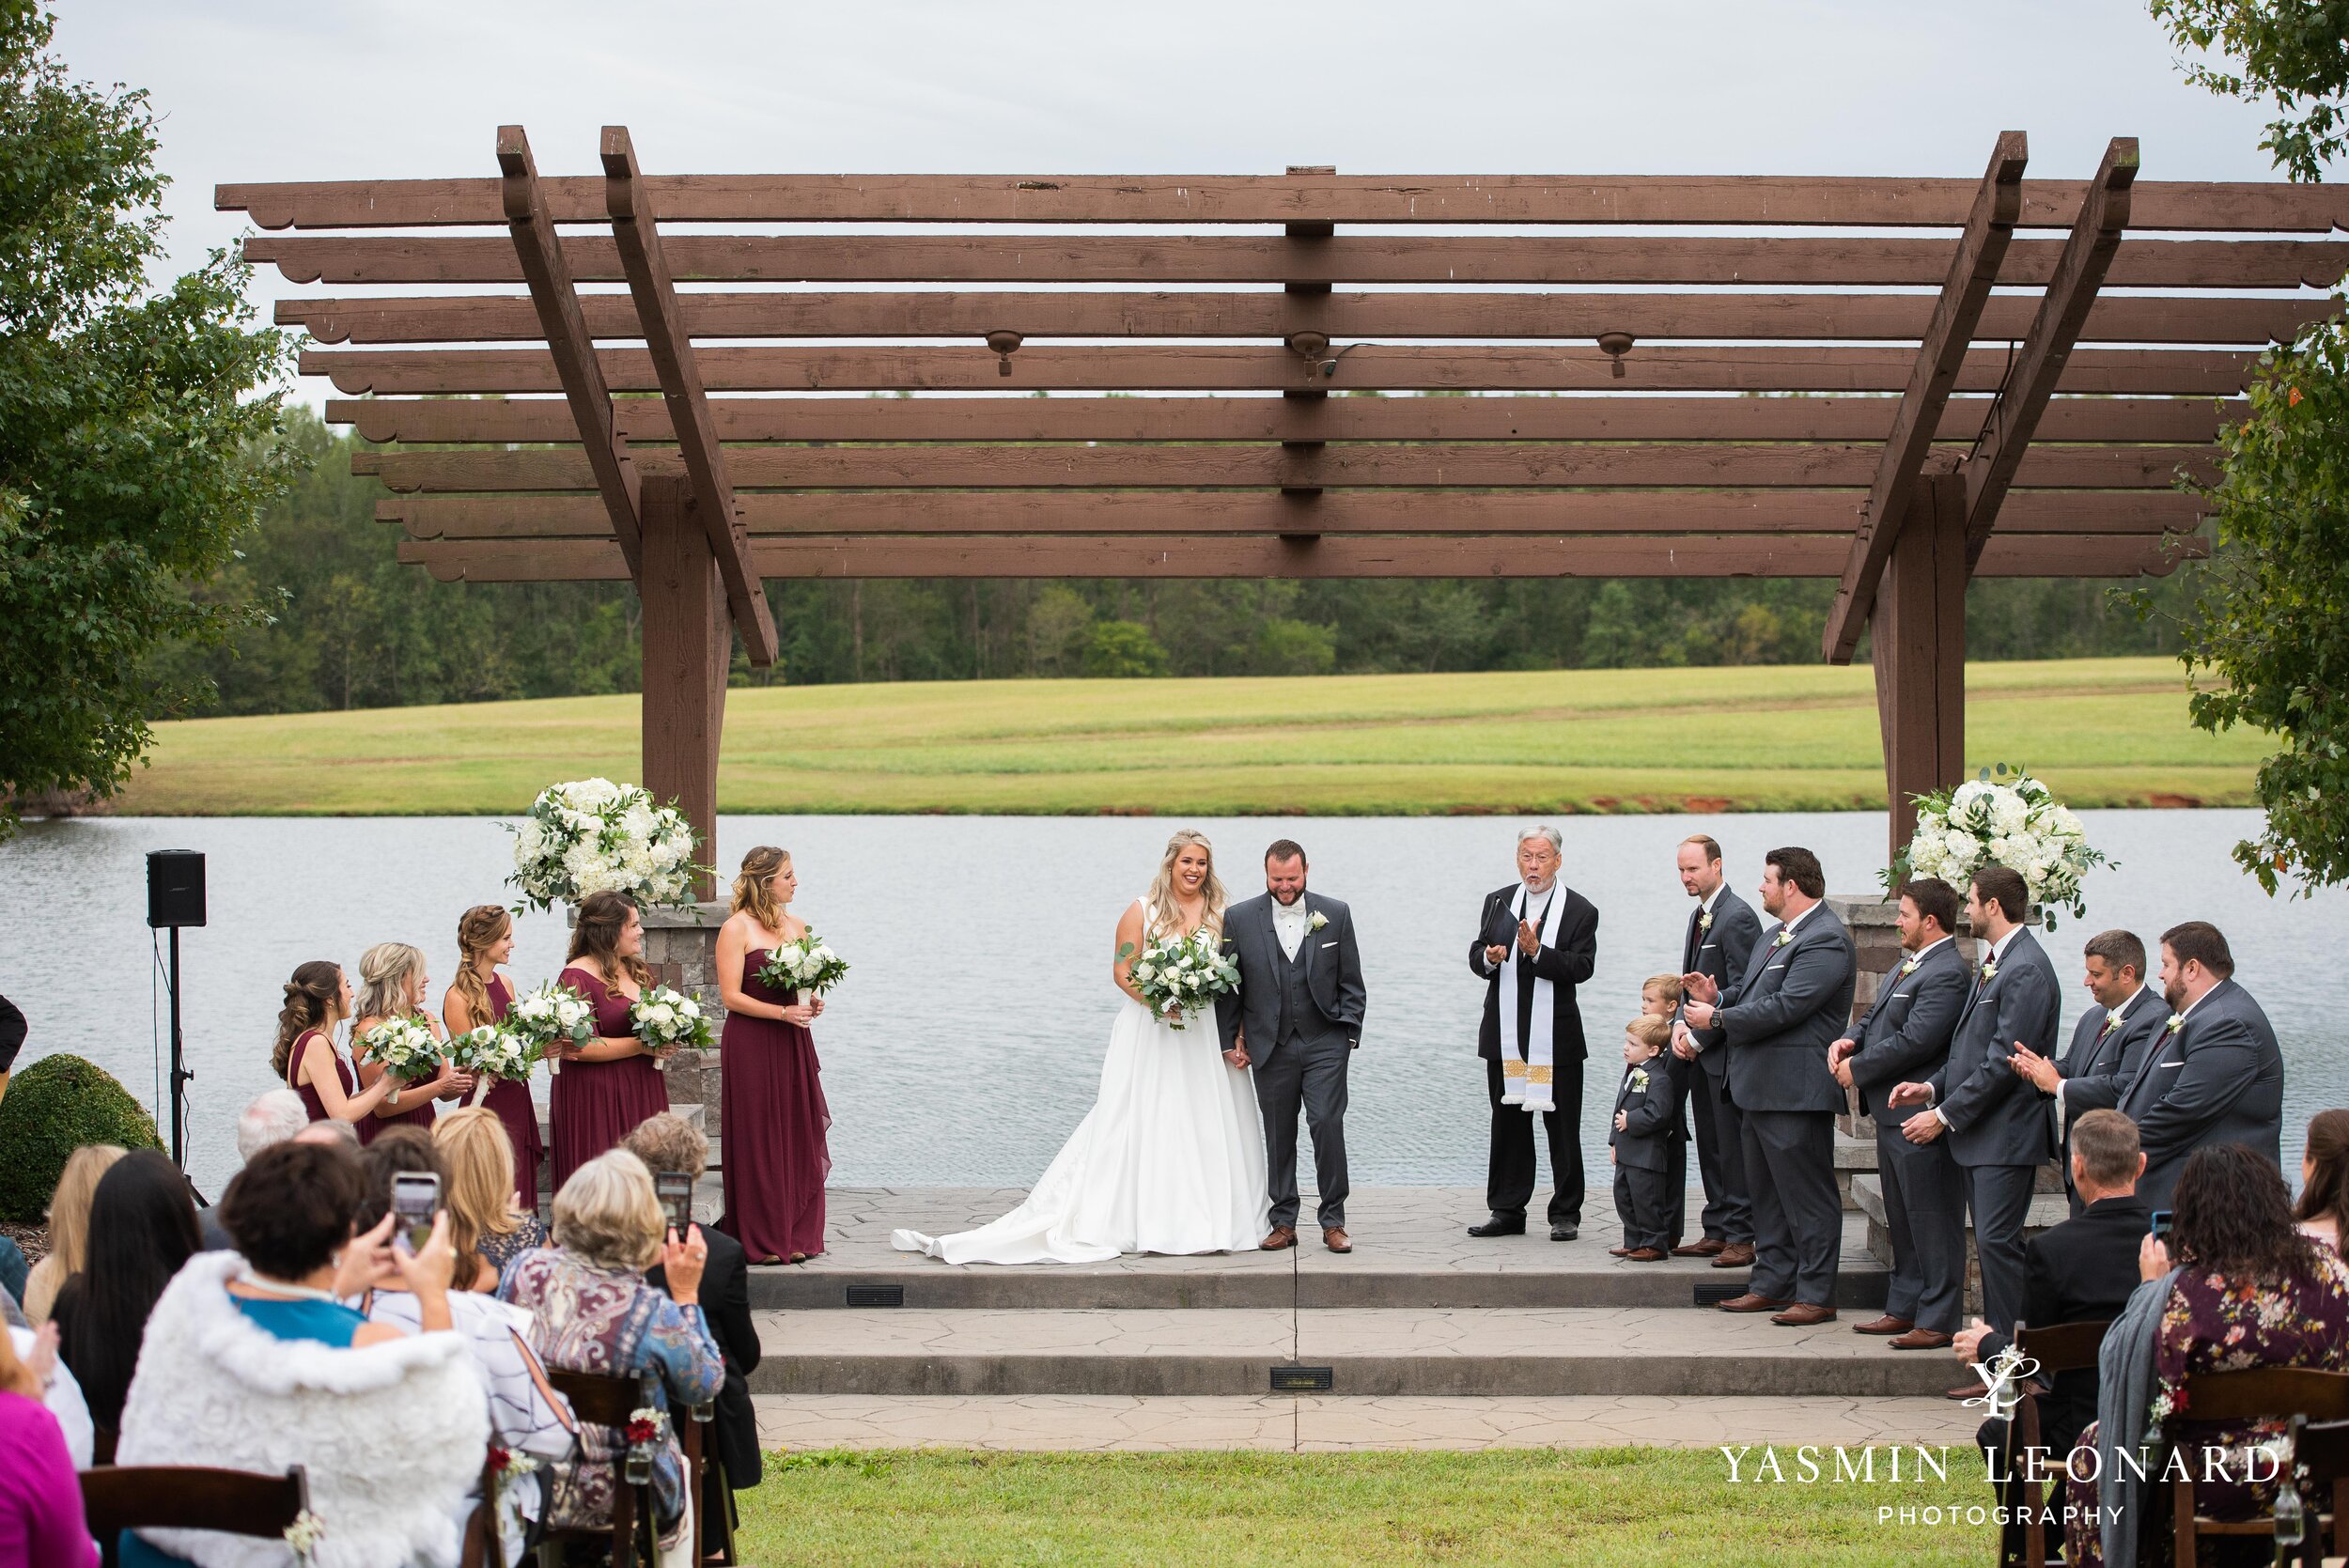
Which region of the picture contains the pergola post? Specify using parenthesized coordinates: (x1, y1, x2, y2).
(639, 474, 729, 899)
(1872, 467, 1969, 865)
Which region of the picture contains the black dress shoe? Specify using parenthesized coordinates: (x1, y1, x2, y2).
(1549, 1222, 1579, 1242)
(1467, 1213, 1527, 1237)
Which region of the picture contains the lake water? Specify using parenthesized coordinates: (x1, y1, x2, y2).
(1, 812, 2341, 1203)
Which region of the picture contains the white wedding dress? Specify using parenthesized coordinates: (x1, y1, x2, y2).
(891, 901, 1270, 1264)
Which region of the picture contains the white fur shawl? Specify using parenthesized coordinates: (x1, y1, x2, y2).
(115, 1251, 490, 1568)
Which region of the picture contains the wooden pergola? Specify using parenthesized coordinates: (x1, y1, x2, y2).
(220, 132, 2349, 887)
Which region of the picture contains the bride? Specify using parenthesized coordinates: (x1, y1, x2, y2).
(892, 829, 1270, 1263)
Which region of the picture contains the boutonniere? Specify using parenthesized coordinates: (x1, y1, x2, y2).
(1979, 960, 1999, 982)
(1698, 910, 1714, 933)
(1628, 1067, 1650, 1092)
(2166, 1013, 2185, 1035)
(1307, 909, 1329, 932)
(1899, 955, 1921, 976)
(2106, 1007, 2127, 1030)
(1773, 927, 1795, 949)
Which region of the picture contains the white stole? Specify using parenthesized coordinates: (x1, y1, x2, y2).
(1498, 882, 1569, 1113)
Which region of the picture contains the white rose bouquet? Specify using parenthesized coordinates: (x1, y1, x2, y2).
(506, 777, 708, 912)
(447, 1024, 537, 1105)
(1885, 764, 2111, 928)
(1121, 924, 1241, 1032)
(506, 981, 598, 1077)
(630, 985, 712, 1070)
(756, 933, 850, 1005)
(355, 1014, 445, 1084)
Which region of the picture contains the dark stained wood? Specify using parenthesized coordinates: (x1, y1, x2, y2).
(1964, 139, 2139, 571)
(601, 126, 778, 667)
(80, 1466, 311, 1539)
(1874, 469, 1969, 859)
(637, 476, 727, 897)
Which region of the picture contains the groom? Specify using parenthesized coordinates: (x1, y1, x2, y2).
(1217, 839, 1368, 1253)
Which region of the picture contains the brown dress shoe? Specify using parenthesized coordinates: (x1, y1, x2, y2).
(1770, 1303, 1837, 1327)
(1889, 1328, 1954, 1351)
(1710, 1242, 1756, 1269)
(1947, 1378, 1988, 1401)
(1323, 1227, 1351, 1253)
(1260, 1226, 1298, 1250)
(1622, 1247, 1670, 1262)
(1716, 1292, 1790, 1312)
(1608, 1247, 1635, 1257)
(1851, 1315, 1915, 1336)
(1672, 1238, 1728, 1257)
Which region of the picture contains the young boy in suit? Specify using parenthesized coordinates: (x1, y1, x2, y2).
(1610, 1014, 1680, 1261)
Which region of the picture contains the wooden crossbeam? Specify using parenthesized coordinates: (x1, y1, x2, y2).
(600, 127, 777, 668)
(496, 125, 643, 576)
(1822, 132, 2028, 663)
(1963, 139, 2140, 571)
(245, 231, 2349, 289)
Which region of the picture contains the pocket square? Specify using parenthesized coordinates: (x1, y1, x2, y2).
(2158, 1061, 2184, 1070)
(1764, 962, 1787, 972)
(1320, 940, 1336, 948)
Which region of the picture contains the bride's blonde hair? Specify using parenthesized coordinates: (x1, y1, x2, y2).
(1143, 829, 1226, 940)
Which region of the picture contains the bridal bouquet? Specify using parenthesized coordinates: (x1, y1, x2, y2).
(630, 986, 712, 1070)
(448, 1024, 537, 1104)
(1886, 765, 2110, 928)
(506, 777, 707, 912)
(506, 981, 599, 1076)
(1123, 925, 1241, 1032)
(355, 1014, 444, 1083)
(756, 932, 849, 1004)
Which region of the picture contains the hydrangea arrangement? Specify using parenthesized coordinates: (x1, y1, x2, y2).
(756, 932, 850, 1002)
(506, 778, 706, 911)
(630, 985, 712, 1069)
(1885, 764, 2111, 928)
(1121, 924, 1242, 1032)
(354, 1015, 444, 1083)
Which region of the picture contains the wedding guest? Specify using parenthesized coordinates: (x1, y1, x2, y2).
(714, 846, 831, 1264)
(2004, 929, 2168, 1217)
(52, 1149, 201, 1443)
(115, 1141, 486, 1568)
(1467, 826, 1599, 1242)
(1830, 877, 1968, 1350)
(21, 1142, 122, 1325)
(197, 1090, 313, 1249)
(1682, 846, 1855, 1323)
(625, 1112, 765, 1528)
(1668, 834, 1763, 1265)
(2113, 922, 2285, 1213)
(435, 1106, 549, 1288)
(502, 1150, 724, 1563)
(2296, 1109, 2349, 1250)
(272, 959, 397, 1133)
(7, 1321, 91, 1469)
(1608, 1016, 1679, 1261)
(352, 941, 470, 1141)
(443, 903, 546, 1210)
(0, 1325, 96, 1568)
(551, 892, 671, 1193)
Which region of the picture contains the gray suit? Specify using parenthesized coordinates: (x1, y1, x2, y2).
(2046, 986, 2167, 1216)
(1216, 892, 1367, 1231)
(1926, 927, 2061, 1336)
(1716, 903, 1857, 1306)
(1677, 890, 1764, 1246)
(1845, 938, 1969, 1333)
(2115, 978, 2284, 1213)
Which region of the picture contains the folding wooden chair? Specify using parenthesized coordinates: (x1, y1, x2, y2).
(1995, 1318, 2112, 1568)
(80, 1465, 309, 1568)
(539, 1369, 662, 1568)
(2284, 1414, 2349, 1568)
(2163, 1368, 2349, 1568)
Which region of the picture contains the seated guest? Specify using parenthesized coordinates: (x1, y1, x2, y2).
(2296, 1109, 2348, 1251)
(113, 1141, 486, 1568)
(503, 1150, 725, 1566)
(624, 1112, 765, 1524)
(435, 1106, 548, 1290)
(22, 1142, 123, 1324)
(52, 1150, 201, 1442)
(8, 1322, 91, 1469)
(2061, 1141, 2349, 1568)
(0, 1324, 95, 1568)
(197, 1089, 312, 1250)
(1607, 1017, 1679, 1262)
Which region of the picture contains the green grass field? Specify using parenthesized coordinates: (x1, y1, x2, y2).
(117, 656, 2263, 816)
(730, 1447, 1999, 1566)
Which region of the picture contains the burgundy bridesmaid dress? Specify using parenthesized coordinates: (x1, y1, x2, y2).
(287, 1029, 354, 1126)
(719, 947, 832, 1262)
(549, 965, 670, 1194)
(478, 974, 546, 1211)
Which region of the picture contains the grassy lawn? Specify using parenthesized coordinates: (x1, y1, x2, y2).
(117, 656, 2264, 816)
(731, 1447, 1999, 1567)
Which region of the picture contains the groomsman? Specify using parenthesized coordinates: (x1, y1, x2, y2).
(2109, 922, 2283, 1212)
(1467, 826, 1600, 1241)
(2002, 929, 2169, 1217)
(1680, 846, 1856, 1324)
(1667, 835, 1762, 1265)
(1887, 866, 2060, 1378)
(1828, 877, 1969, 1350)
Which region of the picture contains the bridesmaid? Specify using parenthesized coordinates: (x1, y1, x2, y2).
(716, 846, 832, 1265)
(350, 941, 467, 1143)
(550, 891, 670, 1191)
(443, 904, 547, 1211)
(272, 959, 397, 1128)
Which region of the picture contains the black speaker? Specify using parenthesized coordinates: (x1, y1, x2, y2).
(147, 849, 207, 929)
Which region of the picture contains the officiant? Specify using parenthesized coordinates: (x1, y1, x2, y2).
(1467, 826, 1600, 1241)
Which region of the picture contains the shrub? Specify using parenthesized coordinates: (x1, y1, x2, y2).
(0, 1053, 163, 1222)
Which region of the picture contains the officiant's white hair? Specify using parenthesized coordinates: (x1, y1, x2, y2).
(1144, 828, 1227, 939)
(1517, 825, 1563, 854)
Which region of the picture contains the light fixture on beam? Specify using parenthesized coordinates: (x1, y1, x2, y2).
(986, 330, 1022, 376)
(1597, 331, 1636, 379)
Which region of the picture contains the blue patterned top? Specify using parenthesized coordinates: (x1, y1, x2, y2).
(230, 1294, 366, 1347)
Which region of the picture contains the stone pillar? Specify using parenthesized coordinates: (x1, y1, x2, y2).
(638, 901, 728, 1143)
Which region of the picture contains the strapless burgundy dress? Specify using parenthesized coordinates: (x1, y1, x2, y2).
(549, 966, 670, 1194)
(478, 973, 546, 1210)
(719, 947, 832, 1262)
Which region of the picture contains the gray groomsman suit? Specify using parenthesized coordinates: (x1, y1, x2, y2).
(1844, 937, 1970, 1334)
(1925, 926, 2061, 1337)
(1716, 901, 1857, 1307)
(2114, 977, 2284, 1214)
(1216, 892, 1368, 1232)
(1678, 889, 1764, 1247)
(2045, 986, 2167, 1217)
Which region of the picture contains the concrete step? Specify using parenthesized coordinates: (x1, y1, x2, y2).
(748, 1305, 1961, 1400)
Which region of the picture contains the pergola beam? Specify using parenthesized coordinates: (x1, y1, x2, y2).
(600, 126, 778, 668)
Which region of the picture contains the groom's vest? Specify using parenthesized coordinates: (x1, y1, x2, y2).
(1274, 924, 1319, 1048)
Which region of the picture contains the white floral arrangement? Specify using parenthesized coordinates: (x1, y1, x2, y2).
(355, 1014, 444, 1084)
(756, 932, 850, 1002)
(1121, 924, 1241, 1032)
(448, 1023, 537, 1104)
(630, 985, 712, 1069)
(506, 981, 598, 1077)
(506, 777, 707, 912)
(1885, 765, 2110, 929)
